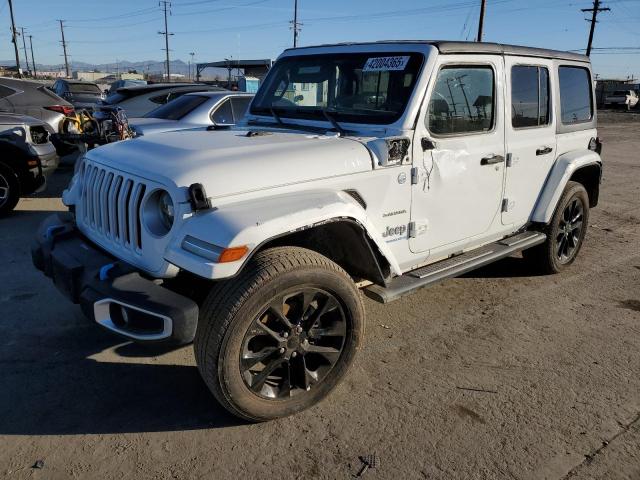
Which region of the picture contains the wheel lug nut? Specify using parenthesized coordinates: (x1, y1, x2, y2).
(291, 351, 298, 358)
(279, 347, 285, 354)
(296, 326, 302, 333)
(283, 332, 288, 338)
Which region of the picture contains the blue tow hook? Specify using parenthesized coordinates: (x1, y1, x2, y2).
(45, 225, 65, 240)
(99, 263, 115, 281)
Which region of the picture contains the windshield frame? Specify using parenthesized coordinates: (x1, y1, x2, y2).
(250, 52, 425, 126)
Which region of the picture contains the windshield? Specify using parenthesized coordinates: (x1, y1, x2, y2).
(145, 94, 209, 120)
(68, 83, 102, 94)
(251, 52, 423, 125)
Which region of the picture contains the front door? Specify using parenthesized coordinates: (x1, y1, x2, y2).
(502, 56, 557, 226)
(409, 56, 506, 255)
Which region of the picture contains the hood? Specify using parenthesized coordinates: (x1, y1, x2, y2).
(0, 113, 48, 127)
(86, 128, 374, 199)
(129, 117, 183, 136)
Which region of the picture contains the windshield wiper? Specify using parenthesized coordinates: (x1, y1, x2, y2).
(322, 109, 345, 137)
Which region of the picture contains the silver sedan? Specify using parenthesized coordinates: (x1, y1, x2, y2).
(129, 91, 254, 136)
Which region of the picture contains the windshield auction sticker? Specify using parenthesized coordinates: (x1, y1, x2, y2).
(363, 56, 410, 72)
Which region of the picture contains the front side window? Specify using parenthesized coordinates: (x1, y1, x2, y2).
(145, 95, 208, 120)
(251, 52, 423, 124)
(428, 65, 495, 135)
(511, 65, 550, 128)
(559, 66, 593, 124)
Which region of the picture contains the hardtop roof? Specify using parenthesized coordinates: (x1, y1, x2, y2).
(284, 40, 589, 63)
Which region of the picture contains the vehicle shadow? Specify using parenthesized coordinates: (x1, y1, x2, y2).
(0, 332, 245, 435)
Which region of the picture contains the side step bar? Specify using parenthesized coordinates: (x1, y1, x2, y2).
(364, 231, 546, 304)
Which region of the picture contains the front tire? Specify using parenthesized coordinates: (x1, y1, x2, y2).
(524, 181, 589, 274)
(194, 246, 364, 422)
(0, 163, 20, 217)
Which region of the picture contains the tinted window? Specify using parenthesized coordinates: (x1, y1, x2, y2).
(252, 52, 423, 124)
(231, 97, 251, 122)
(511, 66, 550, 128)
(145, 95, 208, 120)
(559, 66, 592, 124)
(212, 99, 234, 124)
(428, 66, 494, 135)
(150, 93, 170, 105)
(0, 85, 16, 99)
(67, 83, 101, 94)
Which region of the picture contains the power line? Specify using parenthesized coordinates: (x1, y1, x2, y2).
(58, 20, 70, 77)
(7, 0, 22, 77)
(477, 0, 487, 42)
(581, 0, 610, 56)
(158, 1, 173, 82)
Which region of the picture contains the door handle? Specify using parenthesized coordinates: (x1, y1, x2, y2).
(536, 146, 553, 156)
(480, 154, 505, 165)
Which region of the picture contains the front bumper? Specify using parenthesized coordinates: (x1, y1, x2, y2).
(32, 213, 198, 344)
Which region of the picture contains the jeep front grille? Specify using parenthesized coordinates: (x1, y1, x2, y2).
(80, 163, 146, 253)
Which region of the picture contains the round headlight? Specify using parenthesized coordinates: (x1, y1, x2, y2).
(159, 191, 174, 230)
(143, 190, 176, 237)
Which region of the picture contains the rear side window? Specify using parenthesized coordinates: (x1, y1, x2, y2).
(212, 99, 233, 124)
(428, 65, 495, 135)
(559, 66, 593, 124)
(145, 95, 208, 120)
(0, 84, 16, 99)
(511, 66, 550, 128)
(231, 97, 252, 121)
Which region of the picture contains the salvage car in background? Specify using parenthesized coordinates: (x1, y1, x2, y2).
(0, 77, 75, 154)
(106, 79, 148, 96)
(604, 89, 639, 109)
(103, 83, 226, 117)
(52, 79, 105, 111)
(129, 92, 253, 136)
(0, 113, 58, 215)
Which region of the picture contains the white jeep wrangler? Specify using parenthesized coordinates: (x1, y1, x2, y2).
(33, 41, 602, 421)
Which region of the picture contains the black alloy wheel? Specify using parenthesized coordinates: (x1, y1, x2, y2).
(240, 288, 347, 399)
(556, 197, 584, 263)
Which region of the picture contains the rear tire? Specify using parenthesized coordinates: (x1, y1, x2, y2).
(194, 246, 364, 422)
(524, 181, 589, 274)
(0, 163, 20, 217)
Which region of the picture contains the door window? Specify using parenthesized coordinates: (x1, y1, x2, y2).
(511, 66, 550, 128)
(428, 66, 494, 135)
(558, 66, 593, 124)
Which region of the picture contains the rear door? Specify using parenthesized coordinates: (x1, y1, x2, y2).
(409, 55, 506, 254)
(502, 56, 556, 226)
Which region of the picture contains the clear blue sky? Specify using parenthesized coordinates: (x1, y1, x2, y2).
(1, 0, 638, 78)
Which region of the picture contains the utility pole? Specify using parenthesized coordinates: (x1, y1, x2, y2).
(58, 20, 70, 77)
(189, 52, 195, 81)
(158, 1, 173, 82)
(291, 0, 302, 47)
(28, 35, 37, 78)
(476, 0, 486, 42)
(7, 0, 22, 77)
(20, 27, 30, 75)
(582, 0, 610, 57)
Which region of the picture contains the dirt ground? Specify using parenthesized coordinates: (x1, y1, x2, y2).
(1, 112, 639, 479)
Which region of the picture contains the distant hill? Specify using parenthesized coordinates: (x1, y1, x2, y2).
(0, 58, 228, 79)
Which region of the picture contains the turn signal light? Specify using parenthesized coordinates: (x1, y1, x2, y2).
(218, 246, 249, 263)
